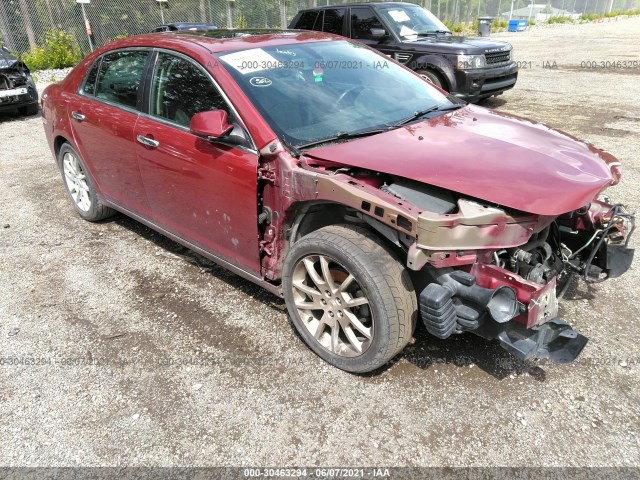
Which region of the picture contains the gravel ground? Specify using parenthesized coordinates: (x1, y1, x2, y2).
(0, 18, 638, 468)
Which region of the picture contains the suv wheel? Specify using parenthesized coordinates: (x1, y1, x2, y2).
(417, 69, 446, 91)
(282, 225, 417, 373)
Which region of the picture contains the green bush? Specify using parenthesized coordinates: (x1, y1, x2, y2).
(492, 19, 508, 28)
(22, 30, 81, 71)
(547, 16, 574, 23)
(528, 19, 536, 25)
(580, 13, 600, 21)
(235, 11, 248, 28)
(443, 20, 465, 33)
(578, 9, 640, 21)
(22, 47, 47, 70)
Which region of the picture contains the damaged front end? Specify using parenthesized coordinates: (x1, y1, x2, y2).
(290, 160, 634, 364)
(0, 49, 38, 114)
(409, 192, 634, 363)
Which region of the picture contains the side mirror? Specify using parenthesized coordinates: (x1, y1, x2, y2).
(369, 28, 387, 39)
(190, 110, 233, 138)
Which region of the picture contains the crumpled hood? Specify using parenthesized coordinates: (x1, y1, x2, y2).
(0, 51, 19, 70)
(304, 105, 616, 216)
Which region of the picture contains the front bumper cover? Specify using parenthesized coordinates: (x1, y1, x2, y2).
(451, 62, 519, 102)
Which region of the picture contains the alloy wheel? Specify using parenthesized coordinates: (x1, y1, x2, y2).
(62, 152, 92, 212)
(291, 254, 373, 357)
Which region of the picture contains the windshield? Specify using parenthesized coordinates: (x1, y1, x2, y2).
(216, 40, 452, 147)
(378, 5, 450, 39)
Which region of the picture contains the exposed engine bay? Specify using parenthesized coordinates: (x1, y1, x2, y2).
(379, 174, 635, 363)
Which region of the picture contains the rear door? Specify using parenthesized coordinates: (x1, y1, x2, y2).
(134, 50, 260, 274)
(69, 49, 151, 216)
(292, 8, 347, 37)
(320, 8, 348, 36)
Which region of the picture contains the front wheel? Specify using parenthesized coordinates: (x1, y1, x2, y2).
(282, 225, 417, 373)
(416, 69, 446, 91)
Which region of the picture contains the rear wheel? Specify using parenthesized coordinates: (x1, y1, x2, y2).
(282, 225, 417, 373)
(58, 143, 115, 222)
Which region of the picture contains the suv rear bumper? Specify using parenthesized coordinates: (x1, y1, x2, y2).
(451, 62, 519, 103)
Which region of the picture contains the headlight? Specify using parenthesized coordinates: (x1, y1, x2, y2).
(456, 54, 486, 70)
(509, 48, 514, 61)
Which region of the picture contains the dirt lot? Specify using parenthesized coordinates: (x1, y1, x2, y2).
(1, 18, 639, 468)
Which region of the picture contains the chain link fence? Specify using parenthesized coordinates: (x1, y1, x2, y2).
(1, 0, 639, 57)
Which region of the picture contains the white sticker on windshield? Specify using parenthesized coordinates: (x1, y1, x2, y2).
(399, 25, 417, 38)
(388, 9, 411, 22)
(219, 48, 280, 74)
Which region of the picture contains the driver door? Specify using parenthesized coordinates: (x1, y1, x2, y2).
(134, 50, 260, 274)
(349, 7, 400, 62)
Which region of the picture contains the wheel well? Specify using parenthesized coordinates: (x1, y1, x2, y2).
(289, 202, 354, 243)
(419, 68, 449, 91)
(53, 135, 69, 159)
(287, 202, 406, 258)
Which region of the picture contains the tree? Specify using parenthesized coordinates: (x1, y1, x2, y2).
(18, 0, 37, 50)
(0, 1, 17, 51)
(199, 0, 206, 22)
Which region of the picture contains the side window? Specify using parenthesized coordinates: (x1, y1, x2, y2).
(296, 11, 320, 31)
(150, 52, 229, 128)
(322, 9, 345, 35)
(82, 58, 101, 96)
(350, 7, 385, 41)
(95, 50, 149, 109)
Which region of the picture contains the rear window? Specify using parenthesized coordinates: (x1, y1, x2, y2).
(322, 9, 345, 35)
(94, 50, 149, 109)
(81, 58, 101, 96)
(296, 11, 320, 31)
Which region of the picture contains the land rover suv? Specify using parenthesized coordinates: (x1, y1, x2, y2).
(290, 2, 518, 103)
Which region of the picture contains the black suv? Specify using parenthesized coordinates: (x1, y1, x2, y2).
(290, 2, 518, 103)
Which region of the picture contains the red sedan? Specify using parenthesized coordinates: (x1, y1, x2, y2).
(41, 29, 634, 372)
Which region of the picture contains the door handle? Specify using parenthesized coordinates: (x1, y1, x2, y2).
(136, 135, 160, 148)
(71, 111, 85, 121)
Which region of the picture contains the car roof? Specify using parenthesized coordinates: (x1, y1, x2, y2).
(299, 2, 419, 10)
(112, 29, 339, 54)
(159, 22, 219, 30)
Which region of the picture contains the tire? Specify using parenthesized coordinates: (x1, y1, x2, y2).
(417, 69, 446, 91)
(18, 103, 38, 116)
(58, 143, 115, 222)
(282, 224, 417, 373)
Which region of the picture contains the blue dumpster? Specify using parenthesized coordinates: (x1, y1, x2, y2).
(508, 19, 528, 31)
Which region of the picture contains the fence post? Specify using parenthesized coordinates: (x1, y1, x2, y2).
(79, 2, 94, 51)
(280, 0, 287, 29)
